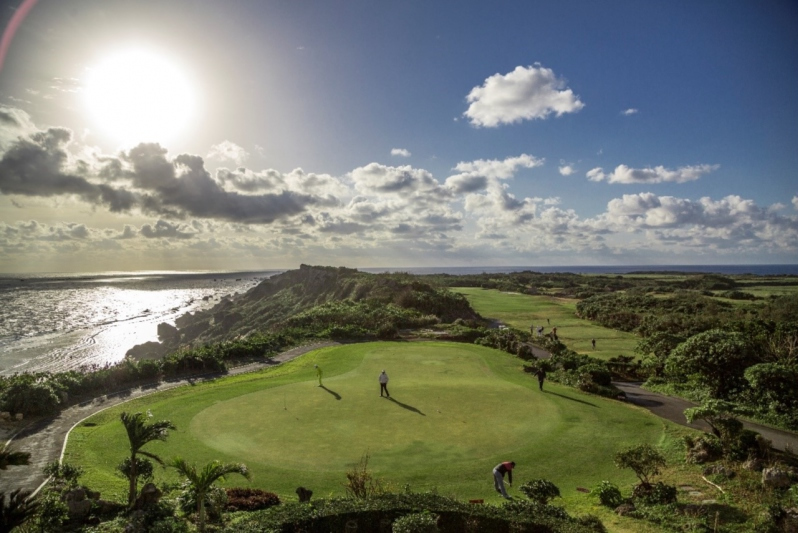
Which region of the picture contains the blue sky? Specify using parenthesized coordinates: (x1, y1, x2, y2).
(0, 0, 796, 272)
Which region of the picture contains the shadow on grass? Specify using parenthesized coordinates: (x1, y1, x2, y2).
(388, 397, 425, 416)
(544, 390, 598, 407)
(320, 385, 341, 400)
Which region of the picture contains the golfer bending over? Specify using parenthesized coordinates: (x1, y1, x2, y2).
(379, 370, 390, 397)
(493, 461, 515, 499)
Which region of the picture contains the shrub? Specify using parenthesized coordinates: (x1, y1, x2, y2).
(631, 482, 677, 505)
(519, 479, 561, 505)
(594, 481, 624, 508)
(226, 488, 281, 512)
(392, 511, 439, 532)
(344, 453, 386, 499)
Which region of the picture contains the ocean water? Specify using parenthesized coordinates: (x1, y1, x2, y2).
(0, 271, 278, 375)
(1, 264, 795, 375)
(364, 264, 798, 276)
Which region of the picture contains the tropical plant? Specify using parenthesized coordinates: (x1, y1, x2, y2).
(169, 457, 250, 532)
(0, 489, 39, 532)
(120, 411, 176, 508)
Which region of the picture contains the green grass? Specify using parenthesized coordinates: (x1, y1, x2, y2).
(452, 288, 640, 359)
(65, 341, 670, 511)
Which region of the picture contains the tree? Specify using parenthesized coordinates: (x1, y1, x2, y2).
(744, 363, 798, 423)
(635, 332, 685, 376)
(614, 444, 666, 488)
(120, 411, 175, 508)
(665, 329, 758, 398)
(170, 457, 250, 532)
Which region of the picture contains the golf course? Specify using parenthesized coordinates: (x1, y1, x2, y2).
(65, 341, 672, 505)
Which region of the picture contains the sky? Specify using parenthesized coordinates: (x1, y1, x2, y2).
(0, 0, 796, 273)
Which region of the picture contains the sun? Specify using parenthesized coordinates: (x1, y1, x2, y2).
(84, 47, 198, 147)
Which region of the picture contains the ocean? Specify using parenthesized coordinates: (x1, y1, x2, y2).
(1, 264, 796, 375)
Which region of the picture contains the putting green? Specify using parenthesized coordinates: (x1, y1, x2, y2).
(190, 345, 553, 470)
(66, 341, 670, 502)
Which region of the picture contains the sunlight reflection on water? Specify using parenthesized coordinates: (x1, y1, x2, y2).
(0, 271, 277, 374)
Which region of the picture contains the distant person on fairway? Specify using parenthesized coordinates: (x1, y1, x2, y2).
(535, 367, 546, 391)
(315, 365, 323, 386)
(591, 338, 596, 349)
(379, 370, 390, 397)
(493, 461, 515, 499)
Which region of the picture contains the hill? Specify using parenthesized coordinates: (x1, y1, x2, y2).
(128, 265, 481, 359)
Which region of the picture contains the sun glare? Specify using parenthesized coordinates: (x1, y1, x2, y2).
(84, 47, 197, 147)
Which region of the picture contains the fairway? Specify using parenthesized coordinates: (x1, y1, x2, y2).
(66, 342, 670, 503)
(452, 287, 640, 359)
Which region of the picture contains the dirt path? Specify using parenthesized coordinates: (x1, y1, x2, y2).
(0, 341, 340, 495)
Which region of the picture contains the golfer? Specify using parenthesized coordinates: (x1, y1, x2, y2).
(315, 365, 323, 386)
(493, 461, 515, 499)
(535, 367, 546, 391)
(379, 370, 390, 397)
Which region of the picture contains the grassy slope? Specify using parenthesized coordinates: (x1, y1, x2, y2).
(452, 287, 640, 359)
(65, 342, 671, 513)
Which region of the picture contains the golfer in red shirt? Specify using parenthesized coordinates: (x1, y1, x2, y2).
(493, 461, 515, 499)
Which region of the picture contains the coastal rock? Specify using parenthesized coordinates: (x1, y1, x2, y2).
(157, 322, 180, 343)
(126, 341, 169, 361)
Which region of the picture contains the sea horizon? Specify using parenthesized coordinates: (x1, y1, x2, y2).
(3, 263, 798, 280)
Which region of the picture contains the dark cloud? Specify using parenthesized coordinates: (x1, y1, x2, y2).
(0, 120, 324, 224)
(140, 220, 195, 239)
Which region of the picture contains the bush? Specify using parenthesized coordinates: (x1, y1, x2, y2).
(519, 479, 561, 504)
(631, 482, 677, 505)
(226, 488, 281, 512)
(392, 511, 439, 532)
(594, 481, 624, 508)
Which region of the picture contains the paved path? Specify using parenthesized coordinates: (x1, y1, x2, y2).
(613, 381, 798, 452)
(527, 338, 798, 452)
(0, 342, 340, 495)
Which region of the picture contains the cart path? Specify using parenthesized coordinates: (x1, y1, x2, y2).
(3, 339, 797, 495)
(0, 341, 341, 495)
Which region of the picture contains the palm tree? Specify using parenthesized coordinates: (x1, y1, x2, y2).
(120, 411, 176, 508)
(0, 445, 36, 531)
(0, 489, 38, 532)
(170, 457, 250, 532)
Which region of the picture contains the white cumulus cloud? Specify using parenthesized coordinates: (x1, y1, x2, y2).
(391, 148, 411, 157)
(207, 140, 249, 166)
(587, 164, 719, 184)
(463, 64, 584, 127)
(559, 165, 575, 176)
(622, 108, 638, 116)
